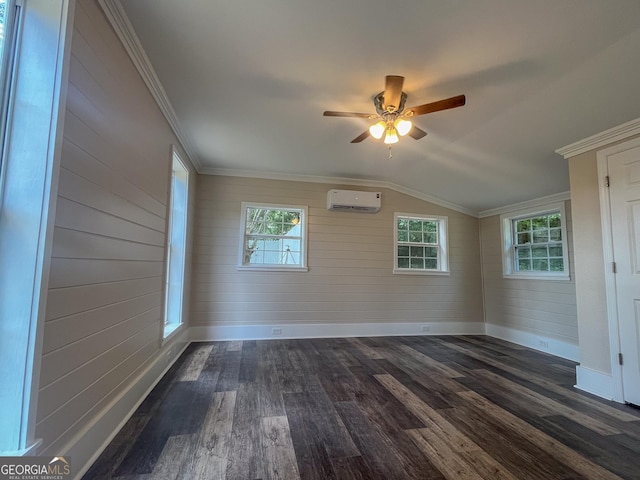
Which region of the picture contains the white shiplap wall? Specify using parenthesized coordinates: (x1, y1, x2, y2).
(191, 175, 484, 331)
(479, 201, 578, 348)
(36, 0, 195, 455)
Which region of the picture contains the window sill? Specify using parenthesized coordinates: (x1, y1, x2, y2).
(162, 323, 183, 344)
(393, 269, 450, 276)
(503, 273, 571, 281)
(237, 265, 308, 272)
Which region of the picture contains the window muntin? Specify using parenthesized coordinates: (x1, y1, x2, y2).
(394, 213, 449, 275)
(500, 202, 570, 280)
(239, 203, 307, 270)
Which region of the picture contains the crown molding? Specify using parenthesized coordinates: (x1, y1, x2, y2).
(97, 0, 202, 170)
(556, 117, 640, 159)
(478, 191, 571, 218)
(200, 167, 479, 217)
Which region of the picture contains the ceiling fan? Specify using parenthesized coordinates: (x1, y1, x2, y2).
(324, 75, 466, 144)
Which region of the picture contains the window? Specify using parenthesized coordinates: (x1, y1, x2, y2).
(394, 213, 449, 275)
(164, 148, 189, 338)
(239, 202, 308, 271)
(500, 202, 570, 280)
(0, 0, 71, 455)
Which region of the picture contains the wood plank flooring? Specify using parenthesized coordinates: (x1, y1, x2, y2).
(83, 336, 640, 479)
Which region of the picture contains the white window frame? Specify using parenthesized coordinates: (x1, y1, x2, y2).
(238, 202, 308, 272)
(393, 212, 449, 276)
(163, 147, 189, 339)
(500, 202, 570, 281)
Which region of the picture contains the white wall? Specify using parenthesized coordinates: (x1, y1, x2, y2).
(479, 201, 578, 359)
(35, 0, 195, 459)
(190, 175, 484, 338)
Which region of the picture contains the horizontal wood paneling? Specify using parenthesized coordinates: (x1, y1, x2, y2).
(190, 175, 484, 328)
(479, 202, 578, 344)
(36, 0, 195, 457)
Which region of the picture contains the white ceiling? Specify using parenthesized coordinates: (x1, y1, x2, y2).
(118, 0, 640, 214)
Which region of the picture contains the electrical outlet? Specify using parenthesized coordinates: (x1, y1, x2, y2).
(272, 327, 282, 336)
(421, 324, 431, 332)
(537, 339, 549, 349)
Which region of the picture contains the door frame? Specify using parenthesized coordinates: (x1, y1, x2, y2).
(596, 136, 640, 403)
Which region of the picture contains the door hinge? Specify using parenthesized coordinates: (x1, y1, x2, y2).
(618, 353, 624, 365)
(605, 175, 610, 187)
(612, 261, 617, 274)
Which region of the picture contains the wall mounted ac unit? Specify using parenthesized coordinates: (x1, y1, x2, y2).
(327, 189, 381, 213)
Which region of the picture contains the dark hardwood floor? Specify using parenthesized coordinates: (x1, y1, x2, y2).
(84, 335, 640, 479)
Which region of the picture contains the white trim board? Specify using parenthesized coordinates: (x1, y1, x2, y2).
(484, 323, 579, 362)
(575, 365, 615, 401)
(556, 116, 640, 159)
(190, 321, 486, 342)
(478, 191, 571, 218)
(69, 330, 190, 480)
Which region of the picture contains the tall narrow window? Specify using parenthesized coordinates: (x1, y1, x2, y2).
(164, 149, 189, 337)
(0, 0, 70, 455)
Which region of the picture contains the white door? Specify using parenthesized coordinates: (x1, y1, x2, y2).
(609, 144, 640, 405)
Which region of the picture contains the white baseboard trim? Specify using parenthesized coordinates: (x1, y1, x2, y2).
(190, 321, 486, 342)
(574, 365, 615, 401)
(484, 323, 579, 361)
(69, 329, 190, 480)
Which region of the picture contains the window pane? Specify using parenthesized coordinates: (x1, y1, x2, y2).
(424, 221, 437, 233)
(533, 230, 548, 243)
(397, 257, 410, 268)
(531, 246, 548, 258)
(424, 232, 437, 244)
(517, 246, 531, 259)
(425, 246, 438, 258)
(549, 228, 562, 241)
(549, 246, 563, 257)
(397, 245, 409, 257)
(397, 230, 408, 242)
(516, 219, 531, 232)
(518, 259, 531, 271)
(532, 216, 549, 229)
(246, 208, 300, 236)
(517, 232, 530, 245)
(397, 218, 408, 231)
(549, 214, 561, 228)
(550, 258, 564, 271)
(410, 246, 424, 258)
(410, 258, 424, 269)
(408, 220, 422, 231)
(424, 259, 437, 269)
(533, 259, 549, 271)
(409, 231, 422, 242)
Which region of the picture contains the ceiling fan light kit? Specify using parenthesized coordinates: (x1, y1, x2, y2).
(324, 75, 466, 146)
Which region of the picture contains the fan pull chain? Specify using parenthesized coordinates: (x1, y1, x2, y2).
(388, 146, 393, 159)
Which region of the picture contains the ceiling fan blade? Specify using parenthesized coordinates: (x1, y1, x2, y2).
(408, 126, 428, 140)
(351, 130, 370, 143)
(406, 95, 466, 116)
(324, 111, 374, 118)
(383, 75, 404, 112)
